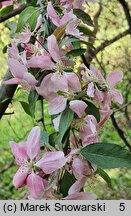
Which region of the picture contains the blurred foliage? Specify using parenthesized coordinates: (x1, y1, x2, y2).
(0, 0, 131, 199)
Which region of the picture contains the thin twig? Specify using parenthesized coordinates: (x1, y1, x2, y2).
(40, 98, 46, 131)
(111, 114, 131, 151)
(113, 102, 131, 114)
(0, 4, 27, 23)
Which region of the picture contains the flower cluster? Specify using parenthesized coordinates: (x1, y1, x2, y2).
(5, 0, 123, 199)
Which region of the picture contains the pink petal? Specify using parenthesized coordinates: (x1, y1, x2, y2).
(27, 54, 53, 70)
(7, 42, 19, 59)
(48, 96, 67, 115)
(35, 151, 66, 174)
(34, 14, 43, 32)
(47, 2, 61, 26)
(8, 58, 27, 78)
(53, 114, 61, 131)
(26, 172, 47, 199)
(80, 125, 92, 140)
(10, 141, 28, 166)
(69, 100, 87, 118)
(13, 165, 30, 188)
(64, 192, 97, 200)
(47, 35, 61, 62)
(86, 115, 97, 133)
(107, 71, 123, 89)
(66, 19, 84, 38)
(111, 89, 123, 104)
(68, 177, 86, 195)
(23, 73, 38, 87)
(3, 78, 20, 85)
(65, 72, 81, 92)
(87, 82, 95, 97)
(90, 64, 105, 82)
(51, 73, 68, 92)
(72, 158, 91, 178)
(27, 126, 40, 160)
(18, 28, 32, 43)
(82, 134, 99, 146)
(36, 74, 58, 98)
(60, 11, 75, 25)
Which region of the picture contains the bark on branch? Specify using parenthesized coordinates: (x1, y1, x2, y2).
(0, 71, 17, 119)
(95, 28, 130, 55)
(118, 0, 131, 31)
(0, 4, 27, 23)
(111, 114, 131, 151)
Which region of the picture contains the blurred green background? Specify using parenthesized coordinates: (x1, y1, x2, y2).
(0, 0, 131, 199)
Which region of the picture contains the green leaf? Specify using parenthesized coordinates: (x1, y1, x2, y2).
(16, 6, 39, 32)
(80, 143, 131, 169)
(73, 9, 94, 27)
(66, 48, 86, 58)
(49, 133, 59, 148)
(29, 0, 38, 7)
(96, 168, 112, 188)
(78, 25, 93, 36)
(60, 171, 76, 196)
(20, 101, 32, 116)
(53, 22, 69, 41)
(40, 131, 55, 151)
(85, 100, 100, 122)
(0, 5, 13, 17)
(40, 130, 49, 146)
(60, 37, 79, 47)
(28, 90, 38, 117)
(59, 107, 74, 143)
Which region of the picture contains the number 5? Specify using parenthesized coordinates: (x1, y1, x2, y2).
(119, 203, 125, 211)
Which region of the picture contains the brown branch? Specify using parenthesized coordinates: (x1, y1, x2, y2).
(95, 28, 130, 54)
(0, 71, 17, 119)
(118, 0, 131, 31)
(0, 4, 27, 23)
(111, 114, 131, 151)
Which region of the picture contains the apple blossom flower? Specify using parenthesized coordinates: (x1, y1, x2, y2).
(36, 78, 86, 116)
(79, 115, 99, 146)
(47, 2, 84, 38)
(28, 34, 74, 87)
(10, 126, 66, 199)
(81, 64, 123, 104)
(3, 58, 38, 89)
(17, 14, 43, 44)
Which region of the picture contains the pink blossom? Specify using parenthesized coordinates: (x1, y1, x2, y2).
(17, 14, 43, 44)
(47, 2, 83, 38)
(48, 94, 87, 116)
(28, 34, 74, 90)
(80, 115, 99, 146)
(7, 42, 19, 60)
(3, 58, 37, 89)
(81, 64, 123, 104)
(10, 126, 66, 198)
(69, 100, 87, 118)
(72, 157, 92, 178)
